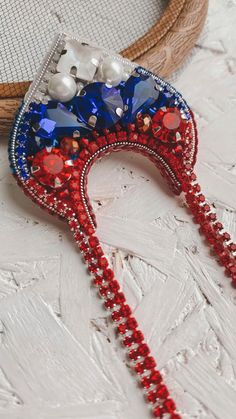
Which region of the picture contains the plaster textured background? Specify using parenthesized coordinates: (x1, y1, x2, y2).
(1, 1, 236, 418)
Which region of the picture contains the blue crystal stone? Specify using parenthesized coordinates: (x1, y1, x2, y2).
(35, 118, 56, 139)
(73, 82, 124, 129)
(28, 103, 47, 123)
(121, 72, 160, 124)
(15, 145, 26, 155)
(46, 102, 90, 136)
(20, 123, 30, 134)
(17, 156, 27, 167)
(16, 133, 27, 144)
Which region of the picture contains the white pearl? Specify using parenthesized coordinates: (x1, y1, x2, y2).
(97, 57, 124, 86)
(48, 73, 77, 102)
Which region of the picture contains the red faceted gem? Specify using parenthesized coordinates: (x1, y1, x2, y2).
(93, 276, 104, 286)
(98, 257, 108, 269)
(109, 280, 120, 292)
(137, 343, 150, 357)
(104, 299, 115, 309)
(83, 224, 95, 235)
(147, 390, 158, 404)
(103, 268, 114, 281)
(117, 323, 127, 334)
(113, 292, 126, 305)
(99, 286, 109, 297)
(112, 311, 122, 322)
(126, 317, 138, 330)
(71, 169, 81, 179)
(163, 110, 181, 130)
(71, 191, 81, 202)
(79, 242, 89, 252)
(163, 398, 176, 413)
(60, 137, 79, 155)
(94, 246, 104, 257)
(97, 136, 107, 147)
(134, 362, 145, 374)
(123, 336, 134, 347)
(119, 304, 132, 317)
(149, 370, 162, 384)
(88, 236, 99, 248)
(156, 384, 169, 399)
(129, 349, 139, 360)
(88, 142, 99, 154)
(141, 376, 151, 389)
(153, 406, 164, 418)
(79, 149, 91, 161)
(69, 179, 80, 191)
(31, 148, 73, 188)
(143, 356, 156, 370)
(132, 330, 144, 343)
(229, 243, 236, 252)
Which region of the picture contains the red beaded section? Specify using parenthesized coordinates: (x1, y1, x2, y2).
(180, 170, 236, 287)
(68, 221, 181, 418)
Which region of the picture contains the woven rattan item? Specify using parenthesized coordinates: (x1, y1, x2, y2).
(0, 0, 208, 133)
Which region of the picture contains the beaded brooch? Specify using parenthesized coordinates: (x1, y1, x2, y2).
(9, 34, 236, 419)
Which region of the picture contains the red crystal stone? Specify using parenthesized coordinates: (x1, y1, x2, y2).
(126, 317, 138, 330)
(98, 257, 109, 268)
(137, 343, 150, 357)
(88, 236, 99, 248)
(112, 311, 122, 322)
(117, 323, 127, 334)
(143, 356, 156, 370)
(149, 370, 162, 384)
(119, 304, 132, 317)
(31, 148, 72, 188)
(129, 349, 139, 360)
(109, 280, 120, 292)
(103, 268, 114, 281)
(123, 336, 134, 347)
(156, 384, 169, 399)
(61, 137, 79, 155)
(153, 406, 164, 418)
(141, 376, 151, 389)
(147, 390, 157, 404)
(163, 398, 176, 413)
(134, 362, 145, 374)
(132, 330, 144, 343)
(163, 110, 181, 130)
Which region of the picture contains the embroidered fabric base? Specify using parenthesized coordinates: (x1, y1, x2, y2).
(9, 33, 236, 418)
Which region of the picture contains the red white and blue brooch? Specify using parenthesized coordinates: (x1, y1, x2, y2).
(9, 33, 236, 418)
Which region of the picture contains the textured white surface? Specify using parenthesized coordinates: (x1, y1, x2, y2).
(1, 1, 236, 418)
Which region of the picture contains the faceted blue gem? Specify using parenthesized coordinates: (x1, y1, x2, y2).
(46, 102, 89, 136)
(28, 103, 47, 123)
(73, 82, 124, 129)
(17, 133, 27, 144)
(17, 157, 27, 167)
(121, 72, 160, 124)
(20, 123, 30, 134)
(35, 118, 56, 139)
(15, 145, 26, 155)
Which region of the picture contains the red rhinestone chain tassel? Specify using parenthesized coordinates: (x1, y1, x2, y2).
(68, 218, 181, 418)
(180, 170, 236, 287)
